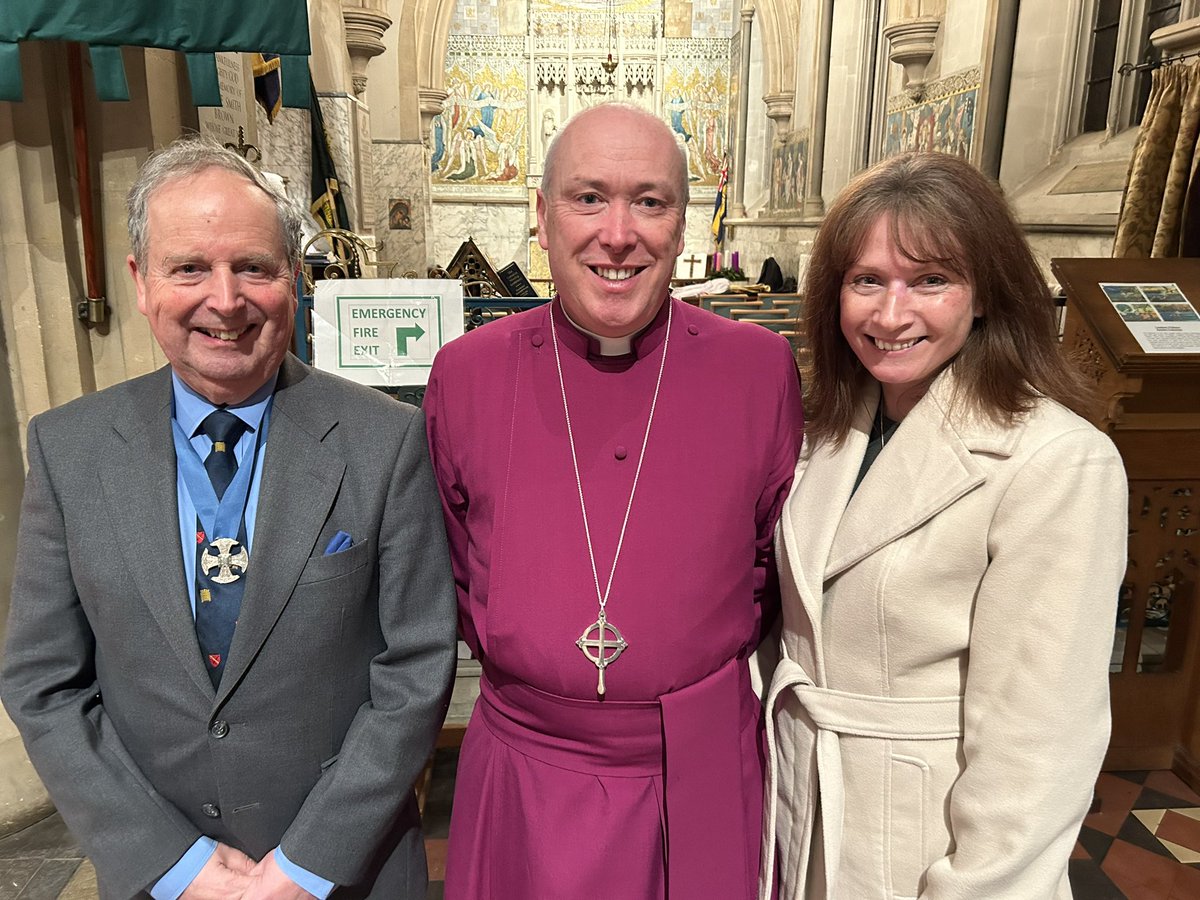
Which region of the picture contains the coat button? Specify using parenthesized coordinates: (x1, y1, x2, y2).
(532, 334, 544, 347)
(201, 803, 221, 818)
(614, 446, 628, 460)
(687, 324, 699, 335)
(210, 720, 229, 739)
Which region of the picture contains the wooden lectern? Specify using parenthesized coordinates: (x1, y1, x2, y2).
(1053, 257, 1200, 786)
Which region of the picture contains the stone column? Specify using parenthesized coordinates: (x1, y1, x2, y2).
(730, 2, 754, 219)
(802, 0, 835, 219)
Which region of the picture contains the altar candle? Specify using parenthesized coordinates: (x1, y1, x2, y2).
(732, 251, 740, 271)
(714, 251, 722, 271)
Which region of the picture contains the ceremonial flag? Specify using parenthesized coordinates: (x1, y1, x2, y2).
(253, 53, 282, 123)
(711, 158, 729, 244)
(310, 75, 350, 232)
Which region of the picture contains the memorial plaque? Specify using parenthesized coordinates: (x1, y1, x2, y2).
(198, 52, 253, 150)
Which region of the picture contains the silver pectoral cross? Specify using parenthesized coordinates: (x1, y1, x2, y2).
(576, 610, 627, 696)
(200, 537, 249, 584)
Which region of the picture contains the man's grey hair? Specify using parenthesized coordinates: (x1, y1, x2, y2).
(127, 137, 304, 271)
(541, 102, 691, 207)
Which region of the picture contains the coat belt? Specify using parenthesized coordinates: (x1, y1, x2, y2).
(479, 656, 760, 898)
(759, 655, 964, 900)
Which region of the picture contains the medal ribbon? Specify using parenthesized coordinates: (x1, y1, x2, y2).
(170, 407, 269, 546)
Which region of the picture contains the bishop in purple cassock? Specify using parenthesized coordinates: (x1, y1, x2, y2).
(424, 103, 803, 899)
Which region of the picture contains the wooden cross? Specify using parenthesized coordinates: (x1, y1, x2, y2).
(683, 254, 704, 278)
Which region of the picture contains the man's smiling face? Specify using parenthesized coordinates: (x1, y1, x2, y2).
(129, 166, 297, 405)
(537, 105, 686, 338)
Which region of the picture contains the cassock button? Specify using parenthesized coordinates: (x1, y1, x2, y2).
(210, 720, 229, 739)
(201, 803, 221, 819)
(687, 324, 699, 335)
(614, 446, 628, 460)
(532, 334, 544, 347)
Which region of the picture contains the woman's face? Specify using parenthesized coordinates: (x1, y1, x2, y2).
(839, 216, 980, 419)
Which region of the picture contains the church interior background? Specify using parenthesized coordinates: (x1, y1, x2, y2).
(5, 0, 1200, 896)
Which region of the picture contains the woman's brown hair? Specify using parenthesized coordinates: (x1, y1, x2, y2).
(802, 151, 1093, 445)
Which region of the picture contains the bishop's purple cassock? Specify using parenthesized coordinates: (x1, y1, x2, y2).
(425, 296, 804, 899)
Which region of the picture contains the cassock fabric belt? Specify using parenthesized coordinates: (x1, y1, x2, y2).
(478, 656, 760, 899)
(760, 655, 964, 900)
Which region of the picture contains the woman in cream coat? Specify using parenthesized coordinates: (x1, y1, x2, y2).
(762, 153, 1128, 900)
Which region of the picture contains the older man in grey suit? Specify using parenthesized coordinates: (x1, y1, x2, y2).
(0, 139, 456, 899)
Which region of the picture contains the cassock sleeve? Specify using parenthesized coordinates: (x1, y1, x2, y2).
(424, 355, 482, 653)
(752, 339, 805, 633)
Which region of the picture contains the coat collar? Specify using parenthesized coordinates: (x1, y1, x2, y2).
(779, 370, 1021, 653)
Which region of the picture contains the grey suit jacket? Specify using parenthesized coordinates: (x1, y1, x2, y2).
(1, 355, 457, 899)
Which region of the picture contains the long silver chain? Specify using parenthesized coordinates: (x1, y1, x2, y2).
(548, 300, 672, 617)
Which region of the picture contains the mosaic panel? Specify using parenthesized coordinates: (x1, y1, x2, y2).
(664, 38, 733, 186)
(692, 0, 736, 39)
(883, 68, 980, 159)
(433, 37, 528, 191)
(450, 0, 502, 36)
(770, 130, 808, 213)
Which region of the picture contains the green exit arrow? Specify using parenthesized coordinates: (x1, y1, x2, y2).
(394, 323, 426, 355)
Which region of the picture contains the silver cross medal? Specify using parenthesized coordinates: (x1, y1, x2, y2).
(576, 610, 627, 696)
(200, 537, 249, 584)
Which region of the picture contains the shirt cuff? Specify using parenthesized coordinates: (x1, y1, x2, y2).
(275, 846, 336, 898)
(150, 836, 217, 900)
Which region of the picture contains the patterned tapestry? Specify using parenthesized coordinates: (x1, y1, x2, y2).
(883, 68, 980, 160)
(434, 0, 736, 193)
(770, 131, 808, 213)
(432, 37, 527, 190)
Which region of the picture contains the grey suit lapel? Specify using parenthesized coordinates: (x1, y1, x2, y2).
(217, 359, 346, 703)
(98, 367, 215, 696)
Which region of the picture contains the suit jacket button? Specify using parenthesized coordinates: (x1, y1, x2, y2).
(210, 720, 229, 739)
(201, 803, 221, 819)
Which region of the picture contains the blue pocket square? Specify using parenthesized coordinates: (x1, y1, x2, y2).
(324, 531, 353, 555)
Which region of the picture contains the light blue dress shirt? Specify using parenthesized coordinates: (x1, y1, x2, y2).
(151, 373, 334, 900)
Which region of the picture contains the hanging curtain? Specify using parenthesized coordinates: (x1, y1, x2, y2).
(0, 0, 310, 108)
(1113, 64, 1200, 257)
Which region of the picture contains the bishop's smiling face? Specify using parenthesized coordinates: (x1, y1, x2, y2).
(839, 215, 980, 419)
(537, 105, 686, 338)
(129, 167, 297, 405)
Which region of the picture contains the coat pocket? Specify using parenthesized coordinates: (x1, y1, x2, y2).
(888, 754, 930, 900)
(295, 537, 371, 585)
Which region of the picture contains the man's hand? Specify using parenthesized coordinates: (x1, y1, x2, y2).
(242, 852, 317, 900)
(180, 843, 256, 899)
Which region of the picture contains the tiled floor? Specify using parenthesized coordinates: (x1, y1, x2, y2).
(1071, 769, 1200, 899)
(4, 757, 1199, 898)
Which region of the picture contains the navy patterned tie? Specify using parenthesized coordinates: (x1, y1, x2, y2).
(195, 410, 248, 687)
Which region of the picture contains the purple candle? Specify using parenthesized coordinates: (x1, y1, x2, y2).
(732, 251, 740, 271)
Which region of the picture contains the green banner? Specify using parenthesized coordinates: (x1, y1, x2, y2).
(0, 0, 310, 104)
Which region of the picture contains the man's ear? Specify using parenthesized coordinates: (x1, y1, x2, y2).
(536, 190, 550, 251)
(128, 255, 148, 316)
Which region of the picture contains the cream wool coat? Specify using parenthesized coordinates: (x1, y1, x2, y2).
(762, 373, 1128, 900)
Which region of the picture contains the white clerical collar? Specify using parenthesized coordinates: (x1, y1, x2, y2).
(560, 305, 634, 356)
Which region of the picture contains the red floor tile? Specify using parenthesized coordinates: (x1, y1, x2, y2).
(1145, 771, 1200, 807)
(1071, 839, 1090, 860)
(1089, 772, 1146, 836)
(1101, 839, 1179, 899)
(1155, 809, 1200, 855)
(425, 837, 448, 881)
